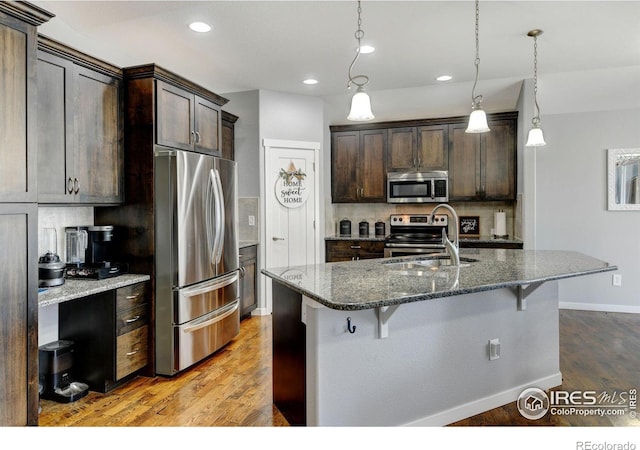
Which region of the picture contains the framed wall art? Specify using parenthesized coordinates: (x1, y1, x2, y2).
(459, 216, 480, 237)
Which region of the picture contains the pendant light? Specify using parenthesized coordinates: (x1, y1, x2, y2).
(347, 0, 374, 121)
(465, 0, 489, 133)
(525, 29, 547, 147)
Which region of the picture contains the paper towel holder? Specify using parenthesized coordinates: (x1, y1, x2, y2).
(493, 209, 509, 239)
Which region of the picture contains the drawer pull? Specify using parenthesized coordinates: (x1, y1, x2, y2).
(350, 245, 361, 249)
(125, 315, 141, 323)
(126, 346, 141, 357)
(126, 294, 141, 300)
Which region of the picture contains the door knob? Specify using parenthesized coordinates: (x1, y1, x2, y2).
(272, 237, 285, 241)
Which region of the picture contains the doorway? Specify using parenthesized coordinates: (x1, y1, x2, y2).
(261, 139, 320, 314)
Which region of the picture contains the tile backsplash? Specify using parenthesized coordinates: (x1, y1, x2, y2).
(238, 197, 259, 242)
(328, 201, 519, 239)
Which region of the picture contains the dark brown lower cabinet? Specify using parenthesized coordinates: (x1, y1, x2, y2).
(58, 282, 149, 393)
(239, 245, 257, 319)
(0, 203, 38, 425)
(325, 240, 385, 262)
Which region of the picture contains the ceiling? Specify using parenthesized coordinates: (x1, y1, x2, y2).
(32, 1, 640, 101)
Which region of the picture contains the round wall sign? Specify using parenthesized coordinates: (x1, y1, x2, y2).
(275, 161, 309, 208)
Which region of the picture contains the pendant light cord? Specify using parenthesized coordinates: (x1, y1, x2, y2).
(470, 0, 483, 107)
(348, 0, 369, 89)
(532, 34, 541, 126)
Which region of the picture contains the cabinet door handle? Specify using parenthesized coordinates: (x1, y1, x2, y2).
(67, 177, 74, 194)
(195, 131, 201, 144)
(125, 315, 141, 323)
(73, 178, 80, 194)
(191, 130, 196, 145)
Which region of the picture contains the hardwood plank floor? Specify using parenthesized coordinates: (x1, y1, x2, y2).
(38, 310, 640, 427)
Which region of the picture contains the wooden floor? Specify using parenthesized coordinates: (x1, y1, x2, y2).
(38, 309, 640, 427)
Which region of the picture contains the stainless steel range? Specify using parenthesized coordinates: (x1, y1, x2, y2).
(384, 213, 449, 257)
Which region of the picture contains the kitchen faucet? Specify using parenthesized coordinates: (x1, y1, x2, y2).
(429, 204, 460, 266)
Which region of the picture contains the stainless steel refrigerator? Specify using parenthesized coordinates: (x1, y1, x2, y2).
(154, 149, 239, 376)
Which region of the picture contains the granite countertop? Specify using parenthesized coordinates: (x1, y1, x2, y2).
(262, 249, 616, 311)
(38, 274, 151, 308)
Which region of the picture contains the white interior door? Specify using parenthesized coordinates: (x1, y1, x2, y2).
(262, 139, 320, 314)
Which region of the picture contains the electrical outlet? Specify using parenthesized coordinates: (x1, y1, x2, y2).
(248, 215, 255, 226)
(613, 274, 622, 287)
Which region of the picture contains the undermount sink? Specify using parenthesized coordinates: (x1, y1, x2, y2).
(383, 255, 478, 270)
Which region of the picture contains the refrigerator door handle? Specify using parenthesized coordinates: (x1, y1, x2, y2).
(206, 169, 217, 266)
(182, 301, 239, 333)
(211, 168, 225, 265)
(178, 271, 239, 299)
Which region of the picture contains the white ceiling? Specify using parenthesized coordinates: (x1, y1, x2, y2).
(32, 0, 640, 103)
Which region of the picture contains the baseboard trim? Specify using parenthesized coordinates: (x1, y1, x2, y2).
(251, 307, 270, 316)
(560, 302, 640, 314)
(402, 372, 563, 427)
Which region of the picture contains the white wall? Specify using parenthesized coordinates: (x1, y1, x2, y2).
(223, 90, 260, 197)
(535, 108, 640, 312)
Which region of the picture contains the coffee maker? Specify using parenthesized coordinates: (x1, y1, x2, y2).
(39, 340, 89, 403)
(65, 225, 127, 279)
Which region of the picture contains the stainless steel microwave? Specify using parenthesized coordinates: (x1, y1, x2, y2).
(387, 171, 449, 203)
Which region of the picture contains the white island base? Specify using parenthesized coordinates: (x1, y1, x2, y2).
(274, 281, 563, 426)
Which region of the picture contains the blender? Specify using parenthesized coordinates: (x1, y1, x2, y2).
(38, 228, 65, 288)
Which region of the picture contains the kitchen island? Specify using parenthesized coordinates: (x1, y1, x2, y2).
(262, 249, 616, 426)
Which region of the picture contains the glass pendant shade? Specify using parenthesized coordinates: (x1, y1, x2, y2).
(525, 124, 547, 147)
(465, 107, 490, 133)
(347, 87, 374, 121)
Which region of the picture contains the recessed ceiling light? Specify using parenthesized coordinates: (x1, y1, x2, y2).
(189, 22, 211, 33)
(303, 79, 318, 85)
(359, 45, 375, 54)
(436, 75, 453, 82)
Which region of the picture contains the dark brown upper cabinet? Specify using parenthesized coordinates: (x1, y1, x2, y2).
(387, 125, 448, 172)
(156, 79, 222, 156)
(36, 36, 124, 204)
(331, 129, 387, 203)
(221, 110, 238, 161)
(448, 115, 517, 201)
(331, 112, 516, 204)
(0, 4, 48, 203)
